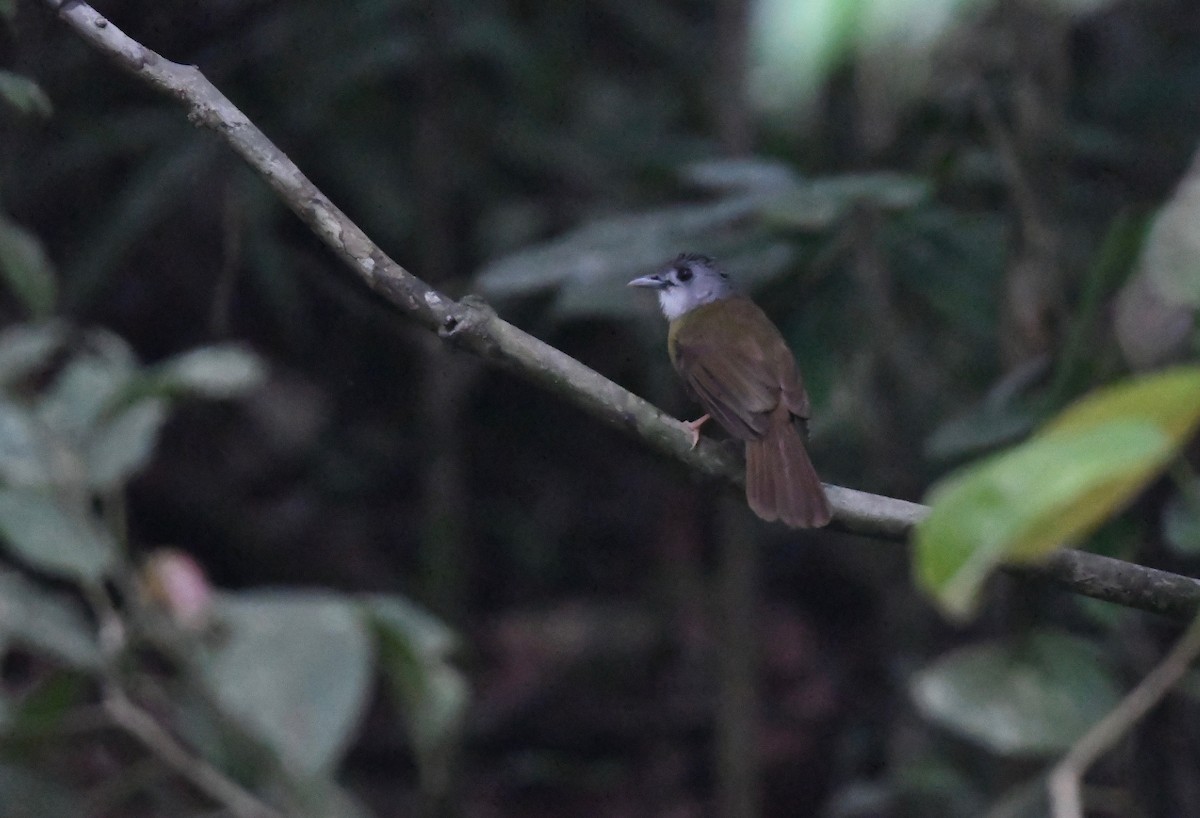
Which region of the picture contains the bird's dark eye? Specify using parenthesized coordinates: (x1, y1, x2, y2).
(676, 266, 693, 282)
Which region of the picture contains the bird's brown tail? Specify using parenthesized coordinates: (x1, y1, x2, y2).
(744, 413, 832, 529)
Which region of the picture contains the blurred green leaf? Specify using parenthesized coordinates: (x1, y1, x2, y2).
(4, 671, 89, 735)
(679, 157, 801, 193)
(84, 399, 168, 489)
(0, 0, 14, 22)
(475, 172, 925, 320)
(1115, 154, 1200, 369)
(0, 216, 57, 319)
(364, 595, 468, 799)
(758, 172, 929, 230)
(925, 402, 1038, 462)
(0, 71, 52, 118)
(364, 594, 459, 657)
(749, 0, 862, 120)
(1135, 154, 1200, 308)
(911, 630, 1120, 756)
(891, 755, 985, 817)
(36, 342, 137, 440)
(473, 193, 786, 316)
(0, 400, 53, 487)
(0, 490, 115, 582)
(0, 571, 99, 668)
(202, 591, 372, 776)
(0, 323, 66, 387)
(149, 344, 266, 399)
(916, 368, 1200, 619)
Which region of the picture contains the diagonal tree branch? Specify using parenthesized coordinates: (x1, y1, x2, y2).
(43, 0, 1200, 620)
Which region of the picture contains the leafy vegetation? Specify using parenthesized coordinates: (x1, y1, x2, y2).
(2, 0, 1200, 816)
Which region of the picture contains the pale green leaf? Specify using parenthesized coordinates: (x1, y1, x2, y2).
(1136, 154, 1200, 309)
(84, 399, 168, 488)
(911, 630, 1120, 756)
(0, 570, 100, 668)
(758, 173, 929, 230)
(916, 368, 1200, 619)
(0, 400, 52, 487)
(202, 591, 372, 776)
(37, 349, 136, 440)
(0, 323, 66, 386)
(0, 490, 115, 582)
(151, 344, 266, 398)
(1044, 367, 1200, 440)
(0, 71, 52, 118)
(916, 421, 1167, 618)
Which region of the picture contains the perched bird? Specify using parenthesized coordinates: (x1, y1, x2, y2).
(629, 253, 832, 528)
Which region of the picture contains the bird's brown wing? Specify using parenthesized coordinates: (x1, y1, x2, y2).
(670, 297, 809, 441)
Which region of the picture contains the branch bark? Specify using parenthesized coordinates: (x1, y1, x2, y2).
(1049, 613, 1200, 818)
(104, 686, 285, 818)
(44, 0, 1200, 621)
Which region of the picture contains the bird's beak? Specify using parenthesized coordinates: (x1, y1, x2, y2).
(628, 273, 667, 289)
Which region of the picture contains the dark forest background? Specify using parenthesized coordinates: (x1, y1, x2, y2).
(2, 0, 1200, 816)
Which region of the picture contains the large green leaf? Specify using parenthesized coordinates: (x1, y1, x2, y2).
(0, 490, 116, 582)
(915, 368, 1200, 619)
(0, 570, 100, 668)
(911, 630, 1120, 756)
(201, 591, 373, 777)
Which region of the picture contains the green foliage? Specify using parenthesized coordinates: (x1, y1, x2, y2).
(5, 0, 1200, 813)
(0, 71, 52, 118)
(916, 368, 1200, 619)
(0, 490, 117, 582)
(201, 591, 373, 777)
(0, 311, 466, 814)
(1115, 155, 1200, 369)
(367, 595, 469, 798)
(911, 629, 1120, 755)
(0, 216, 56, 319)
(0, 571, 100, 668)
(474, 165, 928, 319)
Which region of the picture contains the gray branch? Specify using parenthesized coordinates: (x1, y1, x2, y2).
(45, 0, 1200, 620)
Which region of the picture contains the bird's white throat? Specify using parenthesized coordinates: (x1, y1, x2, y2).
(657, 280, 729, 321)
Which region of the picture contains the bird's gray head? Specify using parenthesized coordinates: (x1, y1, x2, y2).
(628, 253, 735, 320)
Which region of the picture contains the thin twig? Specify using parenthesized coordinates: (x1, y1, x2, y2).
(43, 0, 1200, 620)
(103, 686, 286, 818)
(1048, 613, 1200, 818)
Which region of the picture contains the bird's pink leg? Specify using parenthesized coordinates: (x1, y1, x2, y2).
(683, 414, 711, 450)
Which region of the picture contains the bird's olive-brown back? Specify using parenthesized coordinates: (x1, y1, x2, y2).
(667, 295, 811, 442)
